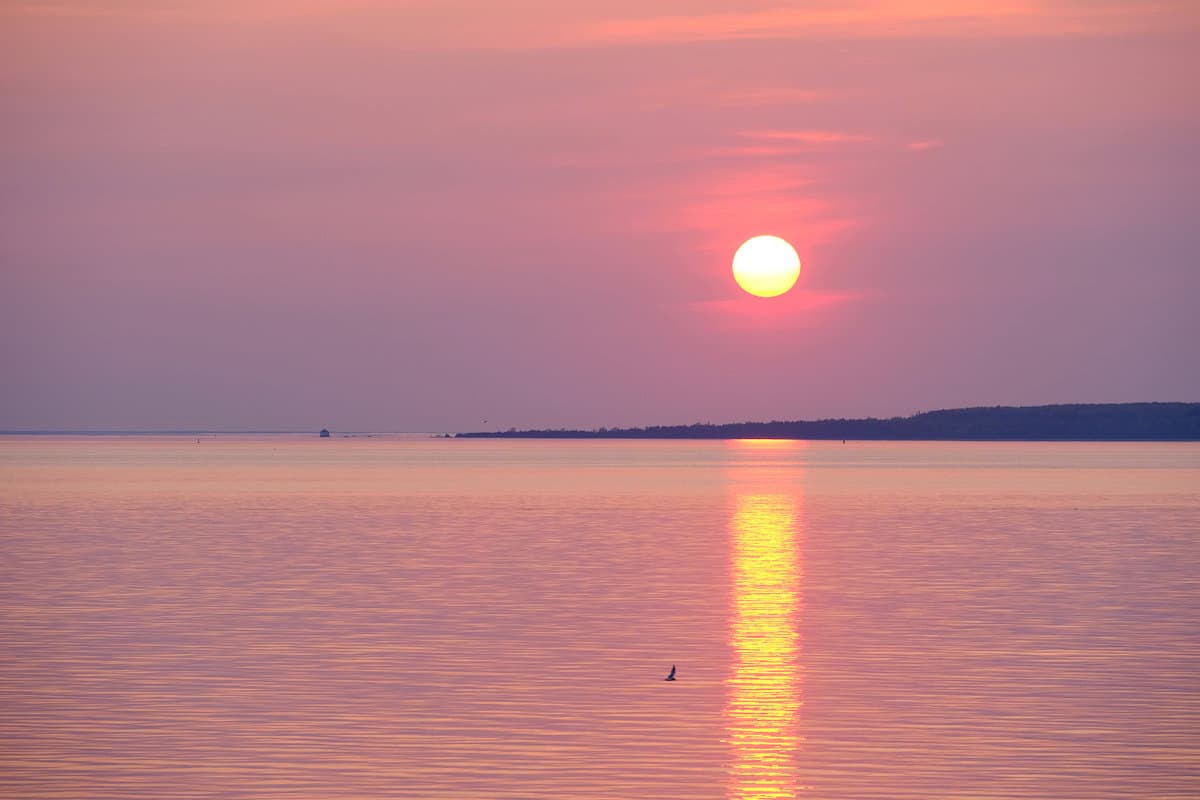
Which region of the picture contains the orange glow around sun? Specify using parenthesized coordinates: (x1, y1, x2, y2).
(732, 235, 801, 297)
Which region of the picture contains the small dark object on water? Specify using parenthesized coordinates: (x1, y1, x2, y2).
(319, 428, 330, 438)
(664, 665, 676, 681)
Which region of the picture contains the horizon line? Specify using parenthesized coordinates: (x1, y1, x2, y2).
(5, 401, 1196, 437)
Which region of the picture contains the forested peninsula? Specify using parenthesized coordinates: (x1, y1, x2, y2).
(457, 403, 1200, 441)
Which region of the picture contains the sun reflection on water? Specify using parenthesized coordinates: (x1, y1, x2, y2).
(727, 487, 803, 799)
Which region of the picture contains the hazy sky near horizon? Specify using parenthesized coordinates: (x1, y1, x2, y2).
(3, 1, 1197, 431)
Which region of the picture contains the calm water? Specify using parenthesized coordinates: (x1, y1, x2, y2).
(1, 437, 1198, 799)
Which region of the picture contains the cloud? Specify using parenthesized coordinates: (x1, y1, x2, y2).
(12, 1, 1190, 51)
(563, 2, 1192, 48)
(741, 129, 875, 145)
(691, 290, 865, 329)
(906, 138, 945, 151)
(717, 87, 843, 107)
(683, 129, 876, 161)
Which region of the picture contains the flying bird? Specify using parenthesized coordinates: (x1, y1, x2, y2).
(664, 665, 676, 681)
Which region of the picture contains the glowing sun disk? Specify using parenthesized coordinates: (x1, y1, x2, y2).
(732, 235, 801, 297)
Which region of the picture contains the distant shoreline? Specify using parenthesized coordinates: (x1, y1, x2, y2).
(456, 402, 1200, 441)
(4, 403, 1198, 441)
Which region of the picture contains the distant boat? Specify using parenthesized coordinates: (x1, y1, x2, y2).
(319, 428, 330, 438)
(664, 665, 676, 681)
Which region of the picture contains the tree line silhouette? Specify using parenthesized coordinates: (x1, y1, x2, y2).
(457, 403, 1200, 441)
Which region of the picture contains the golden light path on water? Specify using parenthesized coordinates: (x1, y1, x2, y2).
(726, 441, 805, 799)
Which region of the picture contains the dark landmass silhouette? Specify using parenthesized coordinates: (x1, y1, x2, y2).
(457, 403, 1200, 441)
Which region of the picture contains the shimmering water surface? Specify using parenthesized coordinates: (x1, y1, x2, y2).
(1, 437, 1197, 798)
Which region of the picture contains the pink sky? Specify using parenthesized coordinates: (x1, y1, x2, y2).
(2, 1, 1197, 431)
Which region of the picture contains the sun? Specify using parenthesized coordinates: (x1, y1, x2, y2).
(732, 235, 801, 298)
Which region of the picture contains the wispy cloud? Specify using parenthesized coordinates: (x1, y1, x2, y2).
(741, 129, 875, 145)
(11, 1, 1190, 50)
(717, 87, 843, 107)
(563, 1, 1192, 47)
(692, 290, 865, 328)
(906, 138, 945, 151)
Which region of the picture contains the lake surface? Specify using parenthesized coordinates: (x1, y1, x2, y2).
(1, 437, 1197, 799)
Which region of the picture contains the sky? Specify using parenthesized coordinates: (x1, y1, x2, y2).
(2, 0, 1197, 432)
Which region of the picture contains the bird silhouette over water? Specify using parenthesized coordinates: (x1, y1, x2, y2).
(664, 665, 676, 681)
